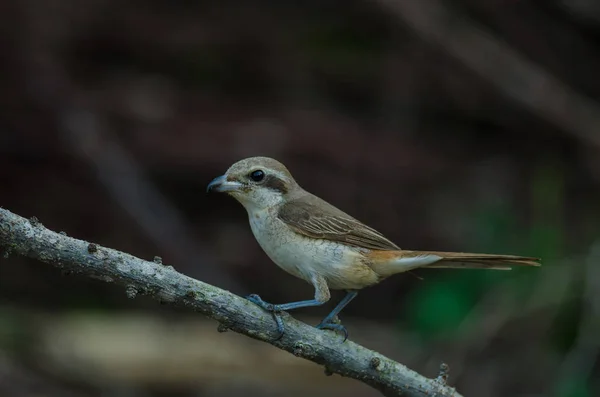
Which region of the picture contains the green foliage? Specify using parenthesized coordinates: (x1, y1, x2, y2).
(556, 375, 591, 397)
(405, 158, 566, 341)
(550, 289, 584, 354)
(529, 159, 565, 262)
(406, 278, 473, 340)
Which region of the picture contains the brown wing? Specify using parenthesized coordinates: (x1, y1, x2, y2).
(277, 193, 400, 251)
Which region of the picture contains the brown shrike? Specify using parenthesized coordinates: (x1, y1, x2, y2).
(207, 157, 540, 340)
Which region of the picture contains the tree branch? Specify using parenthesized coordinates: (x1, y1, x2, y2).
(0, 207, 462, 397)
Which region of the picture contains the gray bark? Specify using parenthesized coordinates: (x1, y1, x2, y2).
(0, 207, 462, 397)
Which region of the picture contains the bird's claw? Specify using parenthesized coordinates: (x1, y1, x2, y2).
(245, 293, 276, 311)
(245, 294, 285, 340)
(316, 321, 349, 342)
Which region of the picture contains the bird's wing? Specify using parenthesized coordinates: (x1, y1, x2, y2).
(277, 193, 400, 251)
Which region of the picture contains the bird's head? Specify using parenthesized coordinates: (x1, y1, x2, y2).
(206, 157, 298, 211)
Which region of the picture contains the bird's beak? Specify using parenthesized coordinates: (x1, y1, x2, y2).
(206, 175, 243, 193)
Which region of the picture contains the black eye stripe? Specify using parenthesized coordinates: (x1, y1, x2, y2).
(247, 169, 288, 193)
(263, 174, 288, 194)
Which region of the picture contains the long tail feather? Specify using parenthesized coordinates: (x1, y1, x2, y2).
(366, 250, 541, 277)
(412, 251, 541, 270)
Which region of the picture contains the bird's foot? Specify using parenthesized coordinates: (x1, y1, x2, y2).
(316, 320, 349, 342)
(246, 293, 276, 311)
(245, 294, 285, 340)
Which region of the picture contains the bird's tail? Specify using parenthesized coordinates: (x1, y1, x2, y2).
(367, 250, 541, 277)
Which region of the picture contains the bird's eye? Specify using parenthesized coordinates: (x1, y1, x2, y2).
(249, 169, 265, 182)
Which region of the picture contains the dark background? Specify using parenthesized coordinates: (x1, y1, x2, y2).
(1, 1, 600, 396)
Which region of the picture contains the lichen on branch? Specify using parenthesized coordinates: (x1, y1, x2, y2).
(0, 207, 462, 397)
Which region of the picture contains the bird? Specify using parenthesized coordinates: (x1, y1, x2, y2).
(206, 156, 541, 340)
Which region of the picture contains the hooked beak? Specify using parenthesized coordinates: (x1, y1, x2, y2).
(206, 175, 244, 193)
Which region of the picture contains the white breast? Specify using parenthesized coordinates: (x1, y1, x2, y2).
(247, 208, 364, 287)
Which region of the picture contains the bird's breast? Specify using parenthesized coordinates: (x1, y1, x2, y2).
(247, 209, 380, 289)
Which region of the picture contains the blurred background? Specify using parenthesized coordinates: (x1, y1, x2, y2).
(1, 0, 600, 396)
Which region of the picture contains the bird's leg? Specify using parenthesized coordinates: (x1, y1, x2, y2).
(315, 290, 358, 341)
(245, 274, 330, 340)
